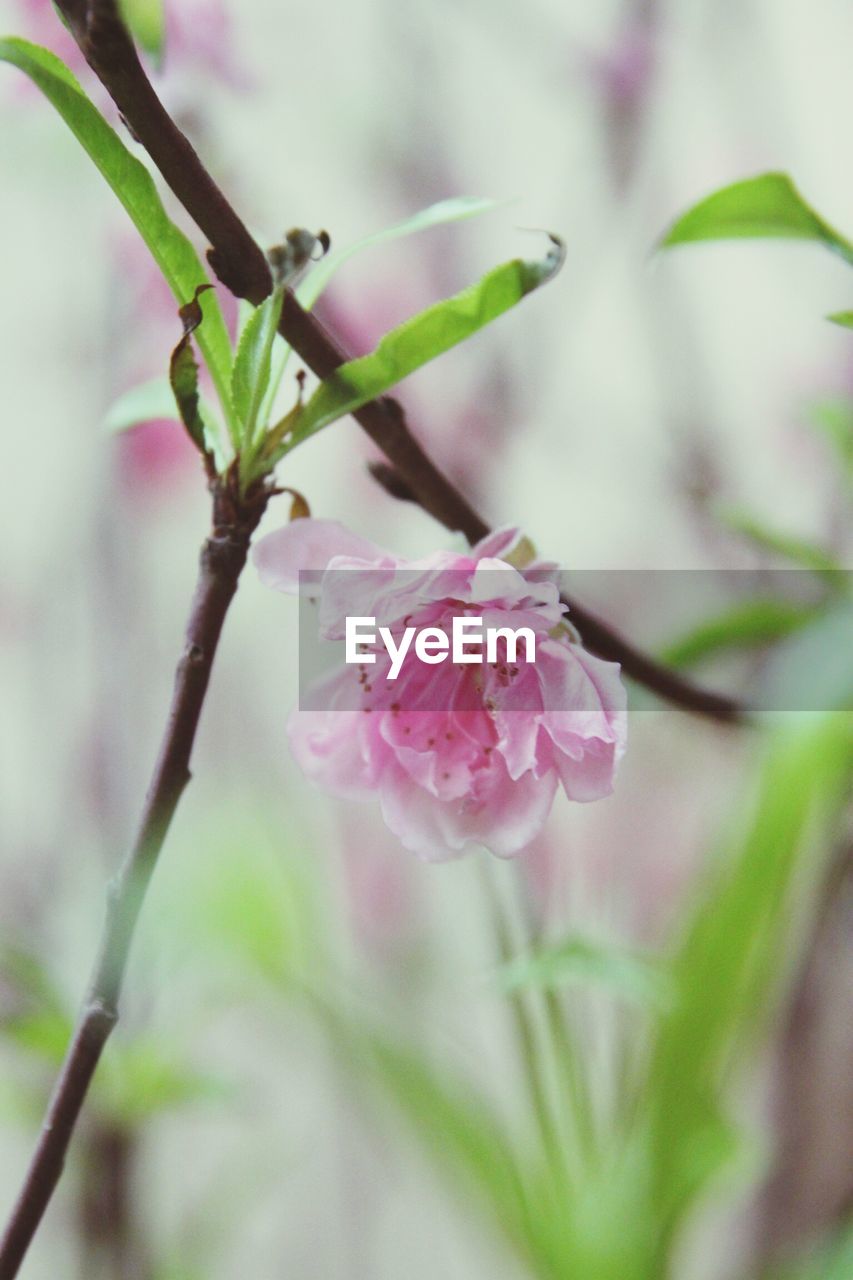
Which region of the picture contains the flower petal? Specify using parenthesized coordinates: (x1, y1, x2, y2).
(537, 641, 627, 800)
(253, 518, 389, 595)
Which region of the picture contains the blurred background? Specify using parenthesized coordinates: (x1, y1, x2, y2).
(0, 0, 850, 1277)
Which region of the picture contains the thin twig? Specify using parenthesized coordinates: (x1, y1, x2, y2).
(0, 478, 269, 1279)
(53, 0, 748, 725)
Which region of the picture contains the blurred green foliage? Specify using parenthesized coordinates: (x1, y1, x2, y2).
(7, 718, 829, 1279)
(306, 716, 851, 1280)
(661, 172, 853, 268)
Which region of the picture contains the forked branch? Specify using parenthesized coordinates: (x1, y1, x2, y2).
(54, 0, 747, 725)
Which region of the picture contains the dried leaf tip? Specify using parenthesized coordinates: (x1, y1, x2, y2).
(177, 283, 214, 335)
(267, 229, 331, 288)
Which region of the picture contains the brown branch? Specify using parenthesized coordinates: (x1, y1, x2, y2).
(367, 457, 420, 504)
(0, 477, 269, 1280)
(549, 597, 745, 723)
(367, 467, 746, 723)
(58, 0, 270, 303)
(54, 3, 747, 720)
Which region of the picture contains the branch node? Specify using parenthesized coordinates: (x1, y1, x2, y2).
(368, 461, 418, 504)
(83, 996, 119, 1037)
(185, 643, 205, 667)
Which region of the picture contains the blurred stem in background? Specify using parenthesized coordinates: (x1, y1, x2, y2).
(756, 835, 853, 1271)
(323, 715, 851, 1280)
(483, 861, 597, 1181)
(77, 1119, 149, 1280)
(480, 863, 569, 1187)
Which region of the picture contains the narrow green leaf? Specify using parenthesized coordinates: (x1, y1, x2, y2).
(154, 1262, 208, 1280)
(170, 348, 204, 450)
(645, 714, 852, 1230)
(0, 945, 67, 1023)
(118, 0, 166, 59)
(720, 507, 844, 582)
(660, 172, 853, 267)
(296, 196, 505, 311)
(283, 236, 564, 453)
(230, 286, 285, 449)
(660, 598, 824, 669)
(97, 1039, 231, 1126)
(0, 38, 235, 436)
(103, 375, 227, 471)
(823, 309, 853, 340)
(500, 935, 672, 1010)
(169, 286, 213, 455)
(3, 1011, 73, 1065)
(103, 378, 177, 433)
(260, 200, 505, 435)
(810, 398, 853, 482)
(184, 822, 317, 990)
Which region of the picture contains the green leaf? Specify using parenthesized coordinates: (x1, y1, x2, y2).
(719, 506, 845, 583)
(660, 598, 824, 669)
(823, 308, 853, 341)
(645, 714, 852, 1233)
(0, 38, 235, 437)
(103, 378, 178, 433)
(154, 1266, 207, 1280)
(154, 1263, 208, 1280)
(660, 172, 853, 267)
(169, 286, 213, 456)
(282, 236, 564, 453)
(0, 945, 67, 1024)
(103, 374, 227, 470)
(296, 196, 505, 311)
(3, 1010, 73, 1065)
(260, 199, 505, 437)
(311, 1000, 546, 1271)
(118, 0, 166, 59)
(230, 285, 285, 452)
(171, 815, 318, 991)
(810, 398, 853, 483)
(826, 309, 853, 328)
(500, 935, 672, 1010)
(97, 1039, 231, 1126)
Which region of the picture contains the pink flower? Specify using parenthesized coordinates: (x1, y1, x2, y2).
(254, 520, 627, 861)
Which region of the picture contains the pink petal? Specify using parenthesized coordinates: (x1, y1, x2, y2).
(379, 753, 557, 860)
(537, 642, 628, 801)
(471, 526, 525, 560)
(554, 736, 621, 803)
(253, 519, 389, 594)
